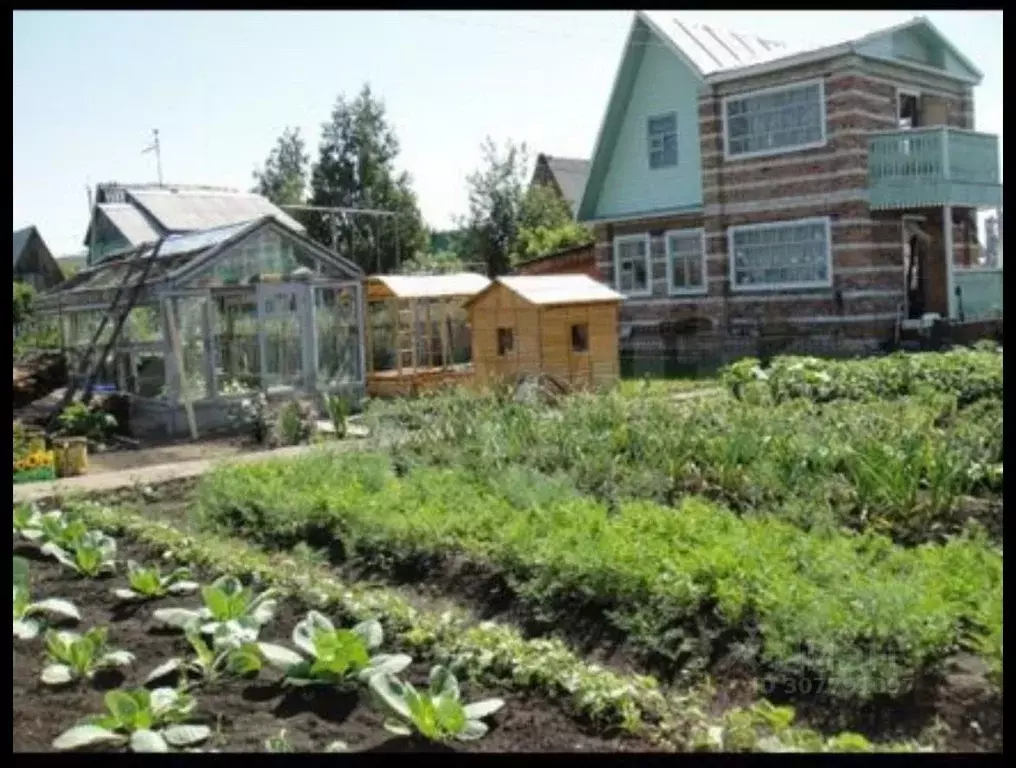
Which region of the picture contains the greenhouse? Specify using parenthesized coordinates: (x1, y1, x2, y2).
(33, 216, 365, 437)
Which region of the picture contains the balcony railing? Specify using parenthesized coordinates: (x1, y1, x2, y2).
(868, 127, 1002, 210)
(954, 268, 1003, 321)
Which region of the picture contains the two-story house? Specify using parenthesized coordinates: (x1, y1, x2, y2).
(575, 12, 1003, 365)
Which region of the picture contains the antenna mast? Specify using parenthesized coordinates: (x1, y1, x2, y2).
(141, 129, 163, 186)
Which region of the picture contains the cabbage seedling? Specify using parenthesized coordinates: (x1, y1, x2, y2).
(144, 627, 264, 687)
(41, 531, 118, 578)
(113, 561, 200, 602)
(16, 508, 87, 549)
(256, 611, 411, 689)
(152, 576, 278, 639)
(52, 687, 210, 753)
(13, 583, 80, 639)
(41, 627, 135, 685)
(369, 665, 504, 742)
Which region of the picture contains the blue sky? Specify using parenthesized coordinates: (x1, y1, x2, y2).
(13, 10, 1004, 257)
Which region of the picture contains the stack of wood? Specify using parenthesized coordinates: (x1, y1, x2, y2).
(12, 353, 67, 412)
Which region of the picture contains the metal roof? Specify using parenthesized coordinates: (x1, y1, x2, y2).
(368, 273, 491, 299)
(98, 203, 161, 245)
(494, 275, 623, 307)
(159, 219, 260, 258)
(126, 187, 305, 234)
(640, 12, 800, 78)
(542, 156, 591, 217)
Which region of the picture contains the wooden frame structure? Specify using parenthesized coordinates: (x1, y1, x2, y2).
(364, 273, 490, 398)
(465, 275, 624, 391)
(33, 216, 365, 438)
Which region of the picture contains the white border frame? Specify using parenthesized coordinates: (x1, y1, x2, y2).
(612, 233, 653, 297)
(722, 78, 828, 162)
(727, 216, 834, 293)
(647, 110, 679, 171)
(663, 228, 708, 296)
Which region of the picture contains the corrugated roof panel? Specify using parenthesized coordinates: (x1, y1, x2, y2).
(126, 188, 305, 234)
(640, 12, 802, 76)
(98, 203, 161, 245)
(372, 273, 491, 299)
(158, 220, 259, 258)
(498, 275, 623, 306)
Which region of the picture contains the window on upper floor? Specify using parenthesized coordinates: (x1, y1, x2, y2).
(665, 229, 707, 295)
(613, 234, 651, 296)
(728, 217, 832, 291)
(724, 80, 826, 160)
(647, 112, 678, 169)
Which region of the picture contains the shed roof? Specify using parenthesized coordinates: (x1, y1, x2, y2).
(467, 275, 623, 309)
(126, 187, 305, 234)
(367, 272, 491, 300)
(97, 203, 161, 245)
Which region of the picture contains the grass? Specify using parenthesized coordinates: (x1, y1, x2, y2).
(615, 375, 719, 399)
(194, 450, 1003, 702)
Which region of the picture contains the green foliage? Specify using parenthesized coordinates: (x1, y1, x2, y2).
(307, 83, 428, 272)
(275, 400, 315, 446)
(41, 530, 118, 578)
(57, 402, 118, 441)
(370, 665, 504, 742)
(52, 688, 210, 752)
(13, 281, 35, 326)
(13, 579, 81, 640)
(196, 451, 1004, 702)
(144, 628, 265, 687)
(722, 349, 1003, 407)
(326, 395, 349, 438)
(400, 248, 466, 275)
(41, 626, 134, 685)
(252, 126, 310, 207)
(152, 575, 279, 641)
(256, 610, 411, 688)
(514, 183, 593, 263)
(113, 561, 200, 602)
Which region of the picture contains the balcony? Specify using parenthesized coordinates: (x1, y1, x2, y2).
(954, 268, 1003, 322)
(868, 127, 1002, 211)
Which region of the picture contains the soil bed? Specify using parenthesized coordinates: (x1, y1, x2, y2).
(12, 537, 657, 753)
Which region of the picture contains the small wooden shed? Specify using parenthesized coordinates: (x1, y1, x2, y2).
(464, 275, 623, 390)
(364, 273, 491, 398)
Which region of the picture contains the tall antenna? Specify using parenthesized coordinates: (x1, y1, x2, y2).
(141, 128, 163, 186)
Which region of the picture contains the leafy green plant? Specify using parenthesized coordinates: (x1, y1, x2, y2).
(14, 583, 81, 639)
(41, 627, 134, 685)
(52, 687, 210, 753)
(16, 508, 88, 549)
(369, 665, 504, 742)
(275, 400, 315, 446)
(326, 395, 349, 439)
(152, 575, 278, 640)
(263, 729, 348, 753)
(42, 530, 118, 578)
(144, 628, 264, 687)
(113, 561, 200, 602)
(57, 401, 118, 441)
(257, 610, 411, 688)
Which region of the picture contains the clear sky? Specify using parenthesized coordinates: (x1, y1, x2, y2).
(13, 10, 1004, 257)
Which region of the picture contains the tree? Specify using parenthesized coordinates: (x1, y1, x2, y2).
(514, 184, 593, 263)
(306, 84, 427, 273)
(13, 281, 34, 327)
(400, 249, 465, 275)
(462, 138, 530, 277)
(252, 127, 310, 208)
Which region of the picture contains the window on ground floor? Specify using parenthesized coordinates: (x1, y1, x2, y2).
(728, 217, 832, 291)
(497, 327, 514, 356)
(613, 234, 651, 296)
(571, 323, 589, 353)
(665, 229, 707, 295)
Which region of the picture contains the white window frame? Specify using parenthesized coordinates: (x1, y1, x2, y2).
(612, 233, 653, 297)
(647, 111, 679, 170)
(664, 228, 708, 296)
(727, 216, 834, 293)
(722, 78, 828, 162)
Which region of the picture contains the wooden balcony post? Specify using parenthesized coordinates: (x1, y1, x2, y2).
(944, 205, 956, 320)
(941, 127, 951, 181)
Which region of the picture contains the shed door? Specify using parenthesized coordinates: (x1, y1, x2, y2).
(257, 283, 309, 390)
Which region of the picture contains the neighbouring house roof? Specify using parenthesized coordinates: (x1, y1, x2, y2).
(366, 273, 492, 301)
(466, 275, 622, 309)
(125, 186, 305, 234)
(533, 155, 591, 216)
(514, 241, 595, 270)
(13, 226, 35, 267)
(96, 203, 162, 246)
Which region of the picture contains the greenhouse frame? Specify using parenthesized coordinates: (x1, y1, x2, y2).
(34, 216, 365, 437)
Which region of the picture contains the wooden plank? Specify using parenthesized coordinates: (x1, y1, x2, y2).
(163, 298, 199, 440)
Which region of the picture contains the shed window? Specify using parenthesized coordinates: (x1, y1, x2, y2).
(724, 80, 825, 160)
(571, 323, 589, 353)
(665, 229, 707, 295)
(497, 327, 514, 356)
(728, 217, 832, 291)
(613, 235, 651, 296)
(647, 112, 678, 169)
